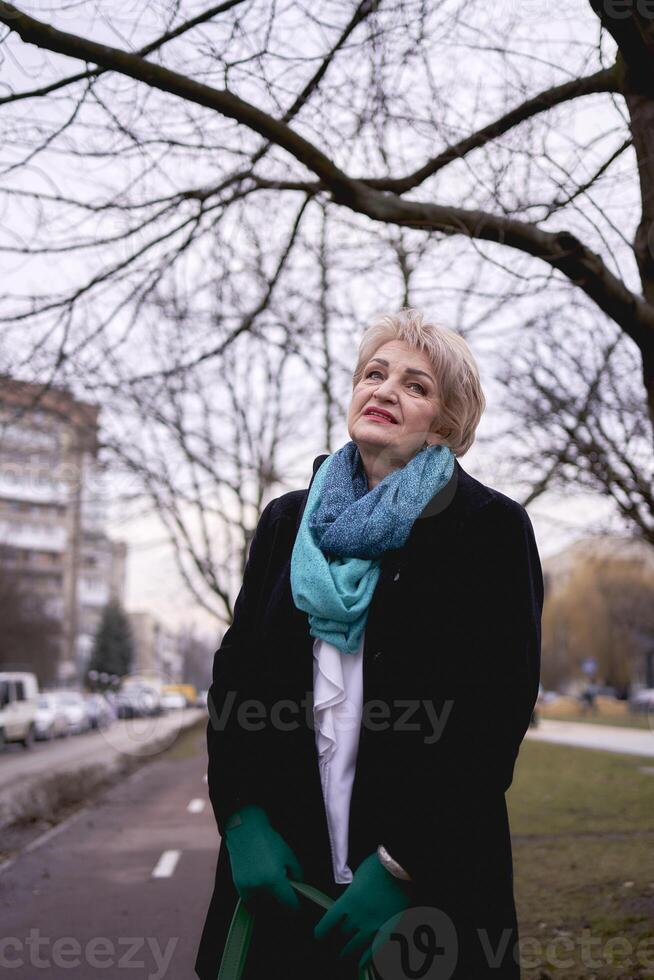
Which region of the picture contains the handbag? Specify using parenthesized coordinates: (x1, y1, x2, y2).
(217, 878, 376, 980)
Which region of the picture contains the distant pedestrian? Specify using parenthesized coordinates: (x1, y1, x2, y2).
(580, 683, 598, 715)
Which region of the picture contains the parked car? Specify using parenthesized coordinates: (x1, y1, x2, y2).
(35, 693, 70, 740)
(55, 690, 92, 734)
(112, 690, 137, 719)
(195, 688, 209, 709)
(0, 671, 39, 749)
(161, 691, 187, 711)
(115, 682, 161, 718)
(84, 693, 116, 730)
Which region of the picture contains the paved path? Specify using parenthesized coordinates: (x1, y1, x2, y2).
(525, 717, 654, 758)
(0, 727, 216, 979)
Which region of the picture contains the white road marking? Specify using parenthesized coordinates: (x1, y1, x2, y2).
(152, 850, 180, 878)
(187, 798, 205, 813)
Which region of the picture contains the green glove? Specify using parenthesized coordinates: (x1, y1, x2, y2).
(313, 852, 413, 970)
(223, 804, 304, 915)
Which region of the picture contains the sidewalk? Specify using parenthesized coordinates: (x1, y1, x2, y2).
(0, 708, 207, 829)
(525, 717, 654, 758)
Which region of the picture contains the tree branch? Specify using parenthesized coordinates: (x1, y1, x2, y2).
(2, 3, 653, 356)
(365, 66, 619, 194)
(0, 0, 249, 106)
(0, 2, 361, 202)
(588, 0, 654, 97)
(344, 190, 654, 348)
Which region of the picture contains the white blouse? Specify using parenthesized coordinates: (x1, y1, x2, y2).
(312, 633, 364, 884)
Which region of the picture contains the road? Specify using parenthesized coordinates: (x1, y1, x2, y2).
(0, 722, 218, 980)
(525, 717, 654, 757)
(0, 709, 206, 785)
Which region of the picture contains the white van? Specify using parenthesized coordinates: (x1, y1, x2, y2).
(0, 672, 39, 749)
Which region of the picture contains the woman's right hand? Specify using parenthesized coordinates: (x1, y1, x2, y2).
(223, 804, 304, 914)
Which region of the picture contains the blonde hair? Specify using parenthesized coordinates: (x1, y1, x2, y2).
(352, 308, 486, 457)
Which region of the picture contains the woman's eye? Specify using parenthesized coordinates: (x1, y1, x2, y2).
(365, 370, 425, 394)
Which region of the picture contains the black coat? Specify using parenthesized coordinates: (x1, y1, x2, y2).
(195, 455, 543, 980)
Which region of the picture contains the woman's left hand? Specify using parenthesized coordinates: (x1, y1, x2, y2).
(313, 852, 413, 970)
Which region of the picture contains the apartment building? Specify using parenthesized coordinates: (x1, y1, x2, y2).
(0, 376, 128, 685)
(127, 610, 183, 683)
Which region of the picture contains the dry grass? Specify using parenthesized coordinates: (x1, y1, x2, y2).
(510, 738, 654, 978)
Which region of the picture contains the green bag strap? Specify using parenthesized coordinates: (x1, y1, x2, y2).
(217, 879, 375, 980)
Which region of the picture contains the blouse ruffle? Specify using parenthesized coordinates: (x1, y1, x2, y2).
(312, 633, 364, 883)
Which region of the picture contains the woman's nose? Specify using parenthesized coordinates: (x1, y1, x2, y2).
(373, 378, 399, 400)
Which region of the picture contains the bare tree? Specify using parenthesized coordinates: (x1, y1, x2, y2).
(98, 326, 318, 623)
(0, 2, 652, 413)
(2, 0, 654, 619)
(496, 311, 654, 543)
(542, 550, 654, 691)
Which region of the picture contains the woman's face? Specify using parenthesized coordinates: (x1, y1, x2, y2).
(347, 340, 443, 465)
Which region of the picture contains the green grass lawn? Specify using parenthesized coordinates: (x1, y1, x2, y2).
(509, 739, 654, 978)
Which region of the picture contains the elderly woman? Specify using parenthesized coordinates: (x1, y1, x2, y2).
(195, 308, 543, 980)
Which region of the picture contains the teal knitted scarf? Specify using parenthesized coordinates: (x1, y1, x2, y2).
(290, 440, 455, 654)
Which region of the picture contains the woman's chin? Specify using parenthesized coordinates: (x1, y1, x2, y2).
(354, 431, 427, 466)
(354, 433, 397, 456)
(353, 420, 402, 446)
